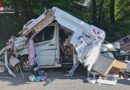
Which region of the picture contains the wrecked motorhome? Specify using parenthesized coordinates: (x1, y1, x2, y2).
(1, 7, 128, 82)
(0, 7, 106, 77)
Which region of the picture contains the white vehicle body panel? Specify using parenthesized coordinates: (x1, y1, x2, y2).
(34, 24, 59, 66)
(52, 7, 105, 70)
(17, 7, 105, 70)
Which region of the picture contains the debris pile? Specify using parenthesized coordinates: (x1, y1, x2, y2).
(28, 67, 48, 82)
(86, 42, 130, 85)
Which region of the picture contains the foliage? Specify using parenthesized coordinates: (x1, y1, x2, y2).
(0, 0, 130, 49)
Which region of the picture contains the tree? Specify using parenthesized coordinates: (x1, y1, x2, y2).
(110, 0, 115, 24)
(92, 0, 97, 25)
(98, 0, 104, 24)
(0, 0, 130, 45)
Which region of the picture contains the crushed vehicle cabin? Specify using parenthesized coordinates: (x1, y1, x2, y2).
(0, 7, 106, 77)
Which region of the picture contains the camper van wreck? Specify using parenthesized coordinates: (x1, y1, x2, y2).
(0, 7, 106, 77)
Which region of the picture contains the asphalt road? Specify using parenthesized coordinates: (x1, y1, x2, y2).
(0, 68, 130, 90)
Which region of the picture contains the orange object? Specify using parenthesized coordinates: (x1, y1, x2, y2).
(94, 31, 97, 34)
(112, 60, 127, 70)
(110, 67, 120, 74)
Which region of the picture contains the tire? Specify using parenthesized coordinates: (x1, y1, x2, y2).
(20, 55, 32, 72)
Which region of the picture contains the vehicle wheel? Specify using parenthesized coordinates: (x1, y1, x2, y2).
(20, 56, 32, 72)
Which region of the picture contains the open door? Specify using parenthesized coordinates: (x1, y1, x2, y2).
(33, 24, 58, 66)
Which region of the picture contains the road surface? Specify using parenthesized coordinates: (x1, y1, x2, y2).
(0, 68, 130, 90)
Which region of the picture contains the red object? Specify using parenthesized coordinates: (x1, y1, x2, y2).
(0, 2, 3, 8)
(97, 32, 100, 34)
(53, 9, 56, 11)
(98, 36, 101, 39)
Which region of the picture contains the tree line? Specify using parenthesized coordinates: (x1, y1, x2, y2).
(0, 0, 130, 48)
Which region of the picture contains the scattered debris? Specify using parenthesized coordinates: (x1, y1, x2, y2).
(87, 71, 99, 84)
(28, 74, 35, 82)
(0, 59, 5, 72)
(127, 62, 130, 72)
(97, 75, 119, 85)
(28, 67, 48, 82)
(117, 35, 130, 52)
(92, 54, 116, 76)
(112, 60, 127, 70)
(9, 56, 20, 67)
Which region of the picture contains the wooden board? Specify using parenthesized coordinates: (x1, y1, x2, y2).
(110, 67, 120, 74)
(19, 10, 55, 36)
(32, 10, 55, 33)
(112, 60, 127, 70)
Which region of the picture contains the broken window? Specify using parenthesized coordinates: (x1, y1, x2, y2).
(33, 26, 55, 43)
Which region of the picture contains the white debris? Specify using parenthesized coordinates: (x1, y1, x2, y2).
(97, 75, 119, 85)
(9, 56, 20, 67)
(4, 51, 16, 77)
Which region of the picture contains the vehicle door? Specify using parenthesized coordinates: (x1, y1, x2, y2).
(33, 24, 57, 66)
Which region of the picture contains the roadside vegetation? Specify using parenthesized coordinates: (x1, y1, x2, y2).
(0, 0, 130, 49)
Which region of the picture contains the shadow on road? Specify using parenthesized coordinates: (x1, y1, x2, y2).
(0, 66, 86, 86)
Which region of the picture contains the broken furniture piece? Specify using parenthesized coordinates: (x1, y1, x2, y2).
(92, 54, 116, 76)
(87, 71, 99, 84)
(112, 60, 127, 70)
(97, 74, 119, 85)
(110, 60, 127, 75)
(86, 70, 119, 85)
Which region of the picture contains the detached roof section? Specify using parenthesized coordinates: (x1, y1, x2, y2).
(19, 7, 105, 39)
(19, 9, 55, 36)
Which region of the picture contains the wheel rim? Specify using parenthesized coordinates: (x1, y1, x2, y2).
(22, 60, 32, 71)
